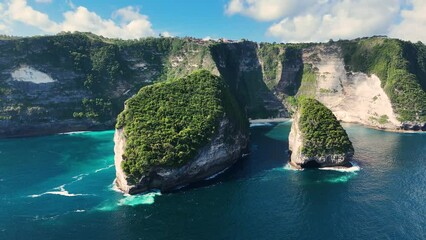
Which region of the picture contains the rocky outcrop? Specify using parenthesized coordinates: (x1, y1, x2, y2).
(114, 118, 248, 194)
(288, 98, 354, 169)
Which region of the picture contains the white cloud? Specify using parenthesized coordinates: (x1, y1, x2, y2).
(8, 0, 60, 32)
(390, 0, 426, 42)
(61, 6, 154, 39)
(160, 31, 173, 37)
(0, 3, 9, 32)
(2, 0, 157, 39)
(226, 0, 402, 42)
(225, 0, 313, 21)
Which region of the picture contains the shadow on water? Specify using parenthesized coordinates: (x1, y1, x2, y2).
(170, 122, 291, 193)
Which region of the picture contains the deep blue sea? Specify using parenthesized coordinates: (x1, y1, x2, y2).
(0, 122, 425, 240)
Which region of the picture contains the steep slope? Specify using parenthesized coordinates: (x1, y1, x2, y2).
(340, 38, 426, 123)
(114, 70, 248, 194)
(301, 44, 400, 129)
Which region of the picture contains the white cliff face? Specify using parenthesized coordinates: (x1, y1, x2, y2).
(114, 118, 248, 195)
(303, 46, 400, 129)
(11, 66, 56, 84)
(288, 112, 303, 166)
(114, 129, 134, 194)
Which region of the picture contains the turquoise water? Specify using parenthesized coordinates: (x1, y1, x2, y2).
(0, 123, 425, 239)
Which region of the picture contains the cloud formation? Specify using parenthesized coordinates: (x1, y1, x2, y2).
(226, 0, 426, 43)
(2, 0, 156, 39)
(390, 0, 426, 42)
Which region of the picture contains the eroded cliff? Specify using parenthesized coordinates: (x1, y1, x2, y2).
(1, 34, 426, 137)
(114, 70, 249, 194)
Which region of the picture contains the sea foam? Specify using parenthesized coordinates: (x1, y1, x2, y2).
(250, 122, 273, 128)
(59, 131, 89, 135)
(94, 164, 114, 173)
(29, 185, 89, 198)
(119, 191, 162, 206)
(319, 161, 360, 172)
(96, 191, 162, 211)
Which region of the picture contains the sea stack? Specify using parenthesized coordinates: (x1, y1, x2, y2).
(288, 98, 354, 169)
(114, 70, 249, 195)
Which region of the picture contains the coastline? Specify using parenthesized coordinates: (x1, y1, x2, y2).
(339, 121, 426, 134)
(0, 117, 424, 139)
(249, 118, 291, 123)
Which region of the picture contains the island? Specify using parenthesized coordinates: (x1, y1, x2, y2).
(288, 98, 354, 169)
(114, 70, 249, 194)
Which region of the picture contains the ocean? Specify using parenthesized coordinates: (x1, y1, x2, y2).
(0, 122, 425, 239)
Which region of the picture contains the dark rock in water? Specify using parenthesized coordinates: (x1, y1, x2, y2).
(288, 98, 354, 169)
(401, 122, 426, 131)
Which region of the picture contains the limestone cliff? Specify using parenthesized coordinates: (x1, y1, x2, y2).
(115, 118, 248, 194)
(113, 70, 249, 194)
(289, 98, 354, 168)
(301, 45, 401, 129)
(1, 34, 426, 138)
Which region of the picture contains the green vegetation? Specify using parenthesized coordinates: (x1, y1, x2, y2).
(339, 37, 426, 122)
(369, 114, 390, 125)
(116, 70, 247, 179)
(258, 43, 282, 89)
(378, 115, 389, 124)
(296, 64, 317, 98)
(73, 98, 113, 121)
(298, 98, 353, 157)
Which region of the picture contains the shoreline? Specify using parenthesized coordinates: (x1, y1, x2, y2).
(249, 118, 291, 123)
(339, 121, 426, 134)
(0, 118, 424, 139)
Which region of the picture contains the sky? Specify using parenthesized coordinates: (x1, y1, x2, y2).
(0, 0, 425, 43)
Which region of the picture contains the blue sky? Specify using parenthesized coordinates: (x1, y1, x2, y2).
(0, 0, 425, 43)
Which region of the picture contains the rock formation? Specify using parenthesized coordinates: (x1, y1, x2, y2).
(288, 98, 354, 169)
(114, 70, 249, 194)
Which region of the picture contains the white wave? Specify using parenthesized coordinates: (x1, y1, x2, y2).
(59, 131, 89, 135)
(250, 122, 273, 128)
(283, 163, 304, 171)
(204, 166, 230, 180)
(74, 210, 85, 213)
(29, 185, 90, 198)
(319, 161, 360, 172)
(94, 164, 114, 173)
(109, 181, 123, 193)
(119, 191, 161, 206)
(71, 173, 89, 181)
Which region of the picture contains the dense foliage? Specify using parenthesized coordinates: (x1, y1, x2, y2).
(116, 70, 247, 178)
(339, 37, 426, 122)
(298, 98, 354, 157)
(258, 43, 282, 88)
(296, 64, 317, 98)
